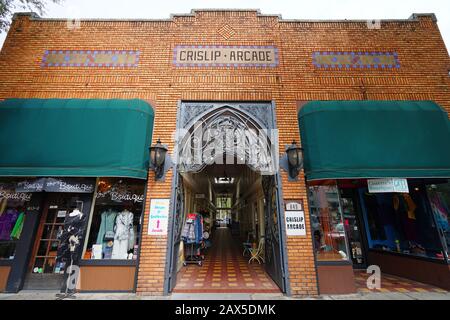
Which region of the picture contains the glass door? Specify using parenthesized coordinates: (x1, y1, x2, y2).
(340, 188, 367, 269)
(30, 194, 69, 274)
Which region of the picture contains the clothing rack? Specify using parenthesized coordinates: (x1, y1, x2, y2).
(183, 242, 203, 266)
(181, 212, 204, 267)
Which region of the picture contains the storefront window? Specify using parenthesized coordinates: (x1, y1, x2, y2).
(83, 178, 145, 260)
(308, 184, 349, 261)
(427, 180, 450, 261)
(0, 184, 32, 260)
(360, 181, 445, 260)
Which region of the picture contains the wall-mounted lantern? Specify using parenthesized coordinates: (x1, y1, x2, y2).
(280, 140, 304, 181)
(149, 138, 172, 181)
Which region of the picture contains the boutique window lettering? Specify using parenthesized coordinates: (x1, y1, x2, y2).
(0, 185, 32, 260)
(84, 178, 145, 260)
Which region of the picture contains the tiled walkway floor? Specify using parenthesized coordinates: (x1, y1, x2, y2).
(173, 227, 280, 293)
(354, 270, 448, 293)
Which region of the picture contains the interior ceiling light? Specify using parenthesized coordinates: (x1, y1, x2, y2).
(214, 177, 235, 184)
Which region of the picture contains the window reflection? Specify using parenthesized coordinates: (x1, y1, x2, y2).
(308, 183, 349, 261)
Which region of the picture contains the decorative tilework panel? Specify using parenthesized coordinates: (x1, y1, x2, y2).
(41, 50, 140, 67)
(313, 51, 400, 69)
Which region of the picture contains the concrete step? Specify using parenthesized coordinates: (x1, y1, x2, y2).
(22, 274, 64, 290)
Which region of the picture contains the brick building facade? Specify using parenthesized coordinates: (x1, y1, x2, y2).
(0, 10, 449, 296)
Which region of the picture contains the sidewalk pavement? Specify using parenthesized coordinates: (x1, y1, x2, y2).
(0, 291, 449, 300)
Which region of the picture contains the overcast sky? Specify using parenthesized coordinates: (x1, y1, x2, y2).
(1, 0, 449, 50)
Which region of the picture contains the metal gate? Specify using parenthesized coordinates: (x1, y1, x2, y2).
(165, 172, 184, 293)
(262, 174, 286, 292)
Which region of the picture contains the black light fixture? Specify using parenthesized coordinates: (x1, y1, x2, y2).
(149, 138, 168, 180)
(285, 140, 304, 180)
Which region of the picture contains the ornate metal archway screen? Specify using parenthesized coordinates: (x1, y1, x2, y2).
(175, 102, 279, 175)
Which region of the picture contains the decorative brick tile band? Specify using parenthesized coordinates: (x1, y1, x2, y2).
(313, 51, 400, 69)
(41, 50, 140, 67)
(173, 45, 279, 68)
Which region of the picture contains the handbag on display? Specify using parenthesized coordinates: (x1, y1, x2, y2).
(104, 230, 115, 241)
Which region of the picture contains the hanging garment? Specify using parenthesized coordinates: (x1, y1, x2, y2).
(96, 209, 118, 244)
(0, 198, 7, 216)
(429, 192, 449, 231)
(10, 212, 25, 240)
(0, 208, 18, 240)
(111, 210, 134, 259)
(181, 214, 197, 244)
(195, 215, 204, 244)
(393, 194, 400, 211)
(181, 213, 204, 244)
(403, 194, 417, 220)
(56, 211, 87, 267)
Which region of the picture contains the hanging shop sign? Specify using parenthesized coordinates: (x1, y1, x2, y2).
(173, 45, 278, 67)
(284, 199, 307, 236)
(368, 178, 409, 193)
(148, 198, 170, 236)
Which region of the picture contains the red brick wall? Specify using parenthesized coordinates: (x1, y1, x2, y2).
(0, 10, 449, 296)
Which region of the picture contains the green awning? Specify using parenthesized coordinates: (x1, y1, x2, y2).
(0, 99, 154, 179)
(298, 101, 450, 181)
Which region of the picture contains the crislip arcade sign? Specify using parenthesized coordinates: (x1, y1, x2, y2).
(173, 45, 279, 67)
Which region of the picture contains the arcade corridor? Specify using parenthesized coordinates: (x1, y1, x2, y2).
(173, 227, 280, 293)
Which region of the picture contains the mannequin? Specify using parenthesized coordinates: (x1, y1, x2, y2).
(69, 208, 83, 218)
(111, 209, 134, 259)
(56, 203, 87, 296)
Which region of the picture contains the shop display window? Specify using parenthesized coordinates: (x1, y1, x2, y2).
(360, 181, 445, 260)
(0, 186, 31, 260)
(83, 178, 145, 260)
(427, 180, 450, 261)
(308, 184, 349, 261)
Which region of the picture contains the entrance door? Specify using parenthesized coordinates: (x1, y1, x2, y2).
(340, 189, 367, 269)
(166, 101, 288, 294)
(166, 172, 185, 293)
(262, 175, 286, 291)
(25, 193, 88, 290)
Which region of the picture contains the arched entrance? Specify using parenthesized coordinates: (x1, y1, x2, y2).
(164, 102, 290, 295)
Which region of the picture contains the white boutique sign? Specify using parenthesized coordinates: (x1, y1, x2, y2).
(368, 178, 409, 193)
